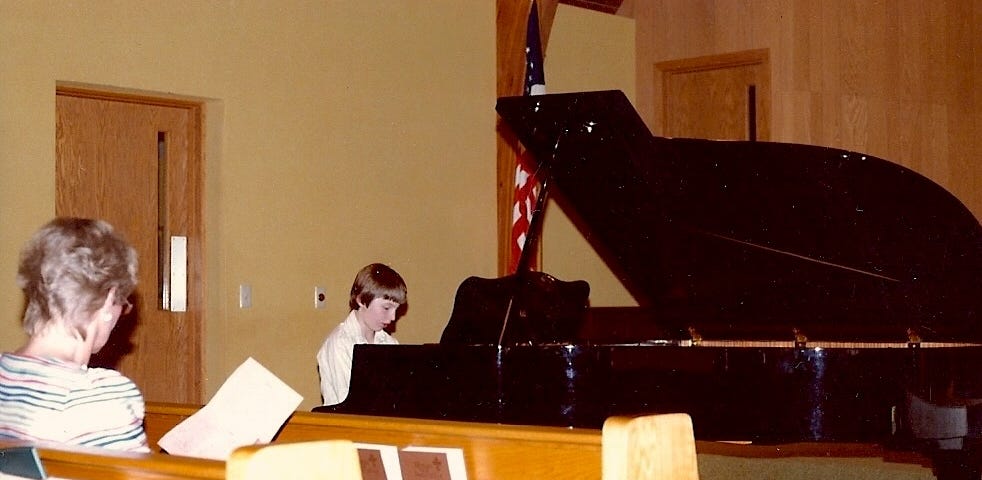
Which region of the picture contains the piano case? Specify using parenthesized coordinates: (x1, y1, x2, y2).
(317, 90, 982, 477)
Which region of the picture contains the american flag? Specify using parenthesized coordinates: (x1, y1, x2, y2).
(510, 0, 545, 273)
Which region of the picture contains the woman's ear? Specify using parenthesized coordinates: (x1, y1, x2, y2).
(97, 288, 117, 322)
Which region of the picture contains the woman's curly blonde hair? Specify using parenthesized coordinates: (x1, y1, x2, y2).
(17, 217, 137, 336)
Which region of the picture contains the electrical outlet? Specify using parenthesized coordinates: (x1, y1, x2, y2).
(314, 286, 327, 309)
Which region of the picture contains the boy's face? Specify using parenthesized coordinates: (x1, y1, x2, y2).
(357, 297, 401, 332)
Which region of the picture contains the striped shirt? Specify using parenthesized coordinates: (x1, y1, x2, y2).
(0, 353, 149, 452)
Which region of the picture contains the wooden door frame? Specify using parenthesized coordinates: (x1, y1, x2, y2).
(654, 48, 771, 141)
(55, 83, 206, 402)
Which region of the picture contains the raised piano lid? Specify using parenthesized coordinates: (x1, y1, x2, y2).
(496, 90, 982, 344)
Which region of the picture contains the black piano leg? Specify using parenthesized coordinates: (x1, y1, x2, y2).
(931, 450, 982, 480)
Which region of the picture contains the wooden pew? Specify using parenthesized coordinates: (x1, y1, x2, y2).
(0, 439, 224, 480)
(602, 414, 700, 480)
(1, 438, 362, 480)
(227, 440, 362, 480)
(146, 402, 602, 479)
(145, 402, 938, 480)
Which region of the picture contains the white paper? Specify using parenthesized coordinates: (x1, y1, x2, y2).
(158, 357, 303, 460)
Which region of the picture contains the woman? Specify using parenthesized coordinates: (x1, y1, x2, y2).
(0, 217, 149, 451)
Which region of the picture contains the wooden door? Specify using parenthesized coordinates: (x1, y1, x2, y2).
(55, 88, 203, 404)
(656, 49, 770, 141)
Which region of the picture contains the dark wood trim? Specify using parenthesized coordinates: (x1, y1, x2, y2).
(560, 0, 626, 16)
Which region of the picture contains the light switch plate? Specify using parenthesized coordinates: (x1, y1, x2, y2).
(239, 284, 252, 308)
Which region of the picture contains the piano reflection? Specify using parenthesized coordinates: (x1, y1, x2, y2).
(316, 90, 982, 479)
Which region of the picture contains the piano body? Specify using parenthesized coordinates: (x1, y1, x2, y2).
(317, 91, 982, 477)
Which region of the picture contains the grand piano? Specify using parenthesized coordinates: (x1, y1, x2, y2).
(317, 90, 982, 478)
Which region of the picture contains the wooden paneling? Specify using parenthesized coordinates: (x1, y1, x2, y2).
(657, 49, 770, 141)
(635, 0, 981, 220)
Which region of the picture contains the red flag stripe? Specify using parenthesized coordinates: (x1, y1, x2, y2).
(509, 1, 545, 273)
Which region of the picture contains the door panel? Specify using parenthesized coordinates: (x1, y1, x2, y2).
(55, 91, 203, 403)
(657, 49, 770, 141)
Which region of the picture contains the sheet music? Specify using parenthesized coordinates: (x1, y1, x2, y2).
(158, 357, 302, 460)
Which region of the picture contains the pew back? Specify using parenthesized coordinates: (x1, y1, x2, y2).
(227, 440, 363, 480)
(145, 402, 602, 480)
(602, 413, 700, 480)
(0, 440, 224, 480)
(145, 402, 939, 480)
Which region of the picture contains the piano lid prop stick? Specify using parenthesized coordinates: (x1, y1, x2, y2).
(497, 297, 516, 347)
(501, 102, 576, 345)
(499, 176, 550, 346)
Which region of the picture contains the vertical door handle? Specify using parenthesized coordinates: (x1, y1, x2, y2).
(169, 236, 187, 312)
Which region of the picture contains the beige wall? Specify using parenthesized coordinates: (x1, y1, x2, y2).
(0, 2, 635, 409)
(542, 5, 637, 307)
(0, 1, 500, 410)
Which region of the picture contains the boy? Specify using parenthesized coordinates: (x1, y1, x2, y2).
(316, 263, 407, 405)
